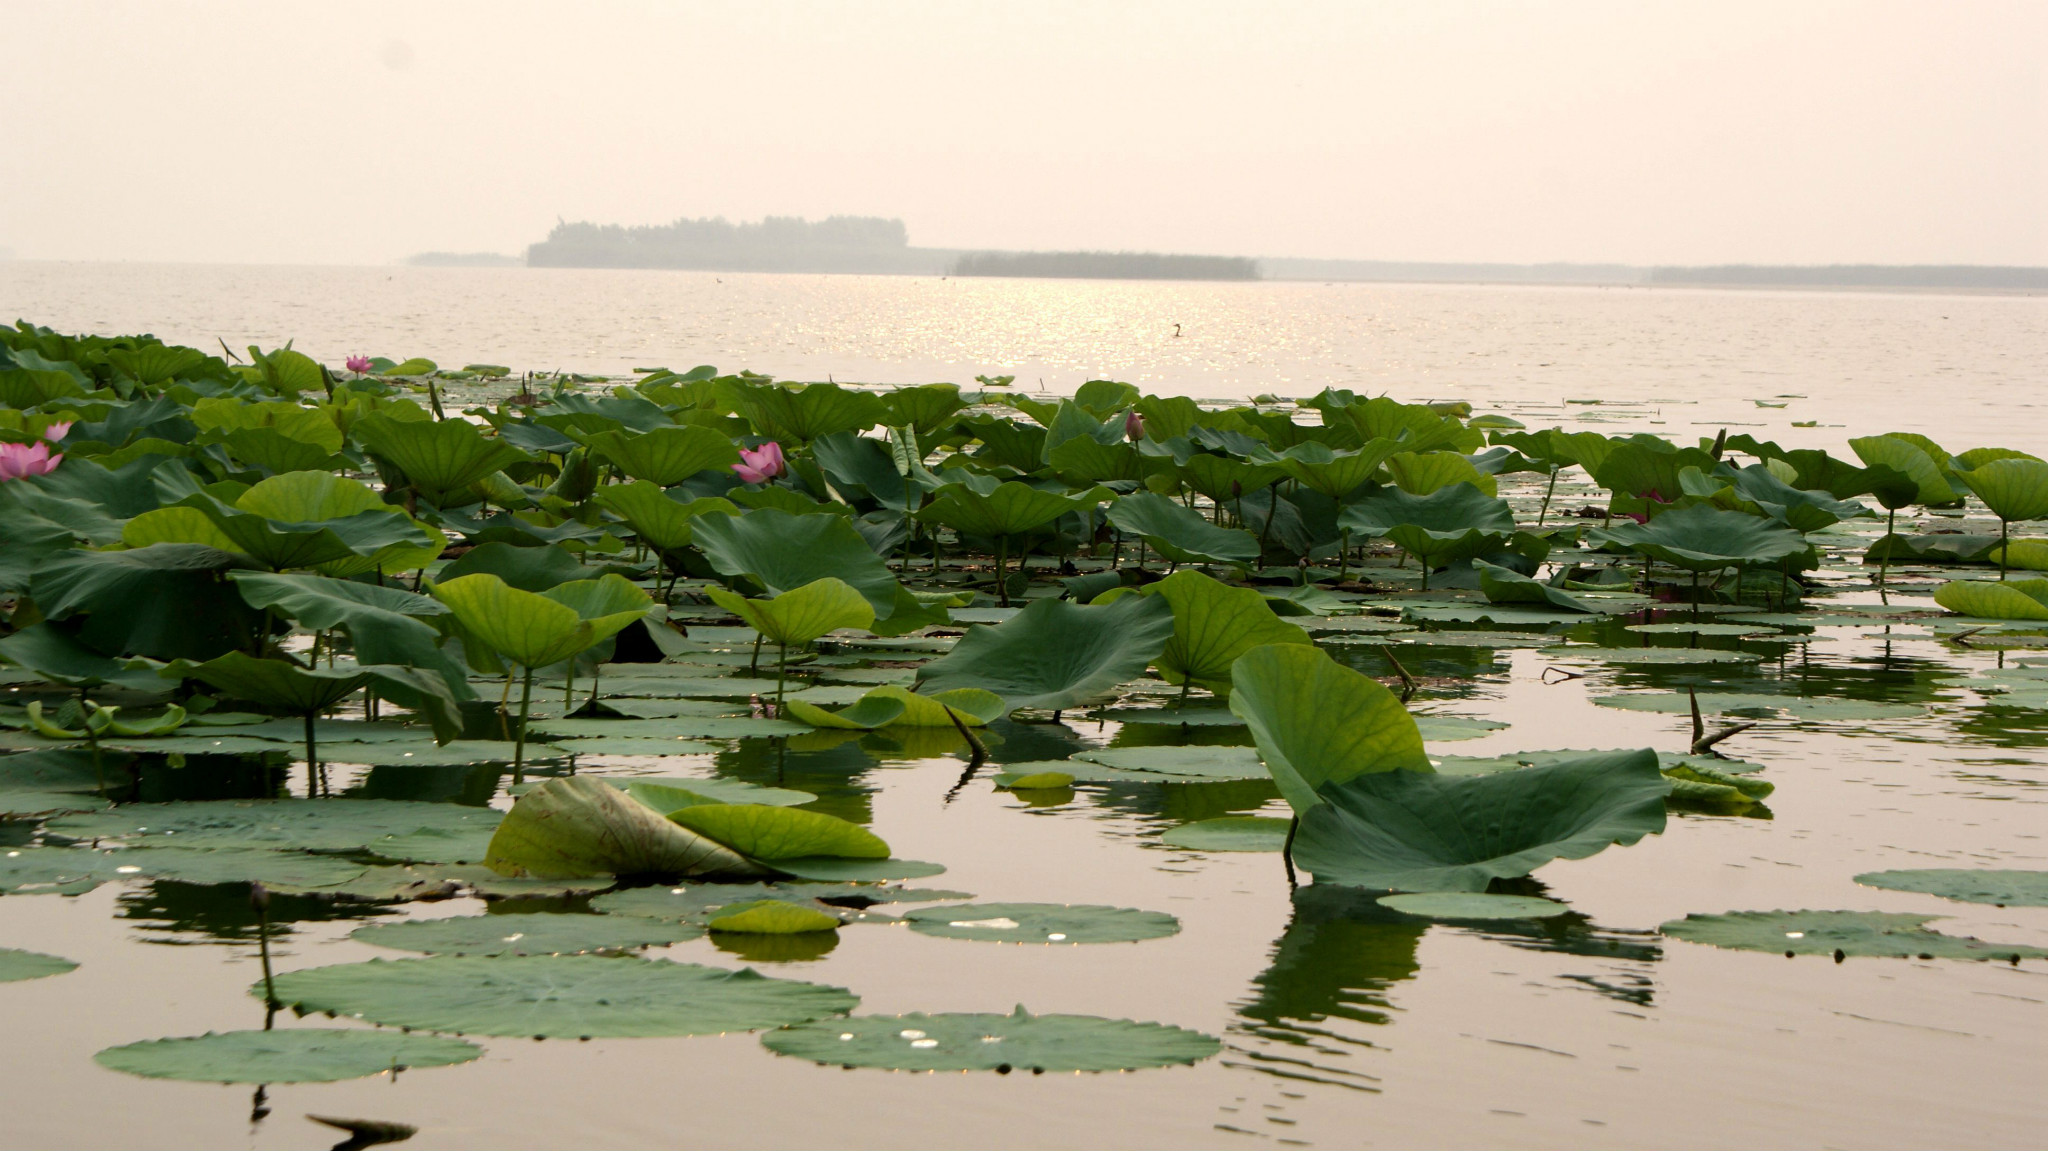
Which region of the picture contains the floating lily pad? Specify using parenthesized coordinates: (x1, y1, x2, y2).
(351, 912, 702, 955)
(265, 955, 859, 1037)
(769, 857, 946, 882)
(1623, 622, 1778, 636)
(47, 800, 503, 853)
(1660, 909, 2048, 961)
(903, 902, 1180, 945)
(761, 1006, 1221, 1072)
(109, 847, 369, 889)
(1401, 604, 1621, 626)
(1393, 631, 1563, 648)
(1376, 893, 1570, 919)
(1002, 771, 1075, 790)
(0, 791, 111, 816)
(323, 740, 575, 767)
(531, 717, 807, 741)
(1552, 647, 1764, 664)
(1413, 716, 1509, 742)
(1593, 693, 1924, 721)
(94, 1029, 482, 1083)
(0, 947, 78, 982)
(1853, 870, 2048, 907)
(1091, 707, 1244, 726)
(0, 846, 132, 895)
(593, 881, 964, 924)
(1159, 816, 1291, 853)
(1071, 745, 1266, 780)
(611, 777, 815, 808)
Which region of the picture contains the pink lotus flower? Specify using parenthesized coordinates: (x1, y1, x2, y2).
(40, 421, 71, 442)
(0, 440, 62, 482)
(345, 354, 372, 376)
(732, 441, 786, 484)
(1124, 410, 1146, 442)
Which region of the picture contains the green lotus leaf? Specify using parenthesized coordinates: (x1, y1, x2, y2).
(593, 482, 735, 552)
(1723, 463, 1874, 532)
(1932, 579, 2048, 620)
(668, 804, 889, 862)
(1293, 749, 1669, 891)
(1660, 909, 2048, 961)
(692, 508, 925, 630)
(754, 857, 945, 882)
(95, 1029, 481, 1084)
(613, 777, 816, 810)
(119, 506, 240, 552)
(351, 912, 701, 956)
(1106, 492, 1259, 566)
(177, 494, 430, 571)
(29, 544, 262, 662)
(904, 902, 1180, 944)
(1069, 745, 1268, 780)
(1592, 442, 1718, 502)
(878, 382, 965, 434)
(355, 414, 530, 504)
(1159, 816, 1292, 852)
(587, 425, 740, 486)
(1854, 869, 2048, 907)
(234, 470, 383, 521)
(762, 1006, 1221, 1073)
(706, 578, 874, 648)
(913, 594, 1175, 713)
(1473, 559, 1596, 612)
(1588, 503, 1810, 572)
(717, 379, 890, 442)
(0, 622, 176, 693)
(1849, 435, 1960, 506)
(593, 881, 968, 923)
(708, 900, 844, 935)
(1275, 440, 1395, 499)
(1988, 539, 2048, 571)
(484, 776, 762, 879)
(1386, 450, 1496, 497)
(266, 954, 858, 1038)
(160, 652, 460, 743)
(782, 692, 911, 730)
(45, 798, 503, 853)
(228, 572, 468, 699)
(1140, 570, 1312, 695)
(1339, 483, 1516, 573)
(1229, 643, 1429, 813)
(0, 946, 77, 983)
(917, 480, 1105, 539)
(432, 573, 646, 669)
(1003, 771, 1076, 790)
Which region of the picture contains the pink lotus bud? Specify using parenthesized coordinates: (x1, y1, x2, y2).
(1125, 410, 1146, 442)
(40, 422, 72, 442)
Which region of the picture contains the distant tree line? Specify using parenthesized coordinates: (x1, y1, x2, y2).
(951, 251, 1259, 281)
(527, 215, 946, 273)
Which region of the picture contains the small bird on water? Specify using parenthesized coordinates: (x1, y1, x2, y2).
(1172, 323, 1182, 337)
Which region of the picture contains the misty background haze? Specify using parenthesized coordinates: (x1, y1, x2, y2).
(2, 0, 2042, 268)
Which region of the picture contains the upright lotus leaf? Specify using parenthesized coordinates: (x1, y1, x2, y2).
(1293, 749, 1670, 891)
(29, 544, 261, 662)
(431, 574, 645, 670)
(1338, 483, 1516, 586)
(165, 653, 459, 734)
(176, 493, 432, 572)
(485, 776, 760, 879)
(811, 432, 935, 513)
(1722, 464, 1874, 533)
(1931, 579, 2048, 620)
(1849, 435, 1961, 506)
(228, 572, 469, 698)
(1338, 397, 1476, 454)
(668, 804, 889, 862)
(437, 541, 587, 591)
(234, 470, 382, 521)
(717, 379, 889, 442)
(0, 622, 179, 694)
(1386, 451, 1497, 497)
(707, 578, 873, 648)
(1589, 503, 1810, 574)
(1179, 452, 1286, 507)
(543, 573, 655, 626)
(1139, 570, 1313, 697)
(1473, 559, 1597, 613)
(1106, 492, 1259, 567)
(1277, 441, 1396, 499)
(587, 425, 740, 486)
(355, 414, 530, 504)
(1047, 435, 1169, 484)
(595, 487, 737, 581)
(880, 383, 965, 435)
(913, 594, 1176, 713)
(1228, 644, 1430, 814)
(1954, 457, 2048, 577)
(691, 507, 926, 629)
(782, 692, 912, 730)
(917, 480, 1101, 540)
(961, 415, 1049, 472)
(1593, 442, 1717, 503)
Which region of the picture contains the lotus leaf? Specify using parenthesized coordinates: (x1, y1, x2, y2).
(913, 594, 1175, 713)
(266, 954, 858, 1038)
(161, 652, 461, 745)
(1071, 745, 1268, 780)
(706, 578, 874, 648)
(0, 947, 77, 982)
(1849, 435, 1961, 505)
(767, 857, 946, 882)
(587, 425, 739, 486)
(1293, 749, 1668, 891)
(917, 480, 1102, 540)
(718, 379, 889, 442)
(668, 804, 888, 861)
(1931, 579, 2048, 620)
(1141, 571, 1312, 696)
(1376, 893, 1570, 919)
(1386, 450, 1497, 497)
(1660, 909, 2048, 961)
(48, 799, 503, 853)
(1107, 491, 1259, 566)
(1854, 869, 2048, 907)
(352, 912, 700, 955)
(229, 572, 468, 697)
(437, 541, 588, 591)
(594, 482, 735, 552)
(484, 776, 761, 879)
(691, 508, 925, 630)
(1004, 771, 1076, 790)
(904, 902, 1180, 944)
(431, 573, 648, 668)
(1589, 503, 1809, 573)
(1229, 644, 1429, 814)
(355, 414, 529, 504)
(95, 1029, 481, 1084)
(29, 544, 261, 662)
(761, 1006, 1220, 1072)
(1474, 559, 1595, 612)
(708, 900, 843, 935)
(1159, 816, 1292, 852)
(0, 623, 176, 694)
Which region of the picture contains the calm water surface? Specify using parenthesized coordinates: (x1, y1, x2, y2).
(0, 265, 2042, 1150)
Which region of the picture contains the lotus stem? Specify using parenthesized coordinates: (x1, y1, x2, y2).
(1999, 518, 2010, 581)
(1692, 721, 1756, 756)
(303, 711, 319, 799)
(1281, 816, 1299, 890)
(1877, 507, 1894, 600)
(750, 633, 764, 674)
(250, 882, 278, 1010)
(1379, 644, 1417, 702)
(995, 537, 1010, 606)
(939, 703, 987, 765)
(513, 666, 535, 784)
(1689, 688, 1704, 747)
(775, 643, 789, 712)
(1537, 465, 1559, 527)
(564, 663, 575, 708)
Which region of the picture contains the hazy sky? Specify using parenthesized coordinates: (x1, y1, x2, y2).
(5, 0, 2041, 266)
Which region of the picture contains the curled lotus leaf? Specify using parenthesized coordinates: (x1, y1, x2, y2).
(484, 776, 763, 880)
